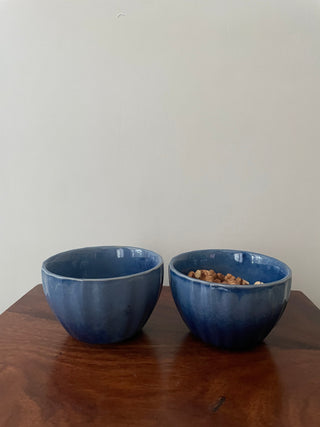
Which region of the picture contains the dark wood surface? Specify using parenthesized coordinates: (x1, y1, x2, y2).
(0, 287, 319, 427)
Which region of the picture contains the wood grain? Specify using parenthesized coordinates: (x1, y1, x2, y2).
(0, 287, 319, 427)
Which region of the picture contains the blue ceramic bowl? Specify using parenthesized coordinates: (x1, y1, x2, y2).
(169, 249, 292, 350)
(42, 246, 163, 344)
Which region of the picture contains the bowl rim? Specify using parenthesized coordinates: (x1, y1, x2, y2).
(169, 248, 292, 289)
(42, 245, 164, 282)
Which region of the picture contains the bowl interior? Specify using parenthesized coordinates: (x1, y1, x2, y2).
(43, 246, 162, 280)
(172, 250, 290, 284)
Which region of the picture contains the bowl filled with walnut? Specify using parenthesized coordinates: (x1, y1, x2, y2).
(169, 249, 292, 350)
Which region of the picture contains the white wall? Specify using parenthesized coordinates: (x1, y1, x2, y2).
(1, 0, 320, 313)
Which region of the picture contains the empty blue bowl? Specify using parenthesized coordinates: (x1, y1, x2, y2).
(42, 246, 163, 344)
(169, 249, 292, 350)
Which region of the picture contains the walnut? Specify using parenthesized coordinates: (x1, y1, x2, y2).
(194, 270, 202, 279)
(186, 269, 261, 286)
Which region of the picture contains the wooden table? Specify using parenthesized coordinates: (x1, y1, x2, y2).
(0, 287, 319, 427)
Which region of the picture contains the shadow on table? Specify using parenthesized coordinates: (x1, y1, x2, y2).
(45, 331, 164, 425)
(161, 332, 283, 427)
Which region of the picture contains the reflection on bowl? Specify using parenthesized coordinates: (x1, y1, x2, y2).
(169, 249, 292, 349)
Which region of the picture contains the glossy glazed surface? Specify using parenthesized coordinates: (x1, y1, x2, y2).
(169, 249, 292, 349)
(42, 246, 163, 344)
